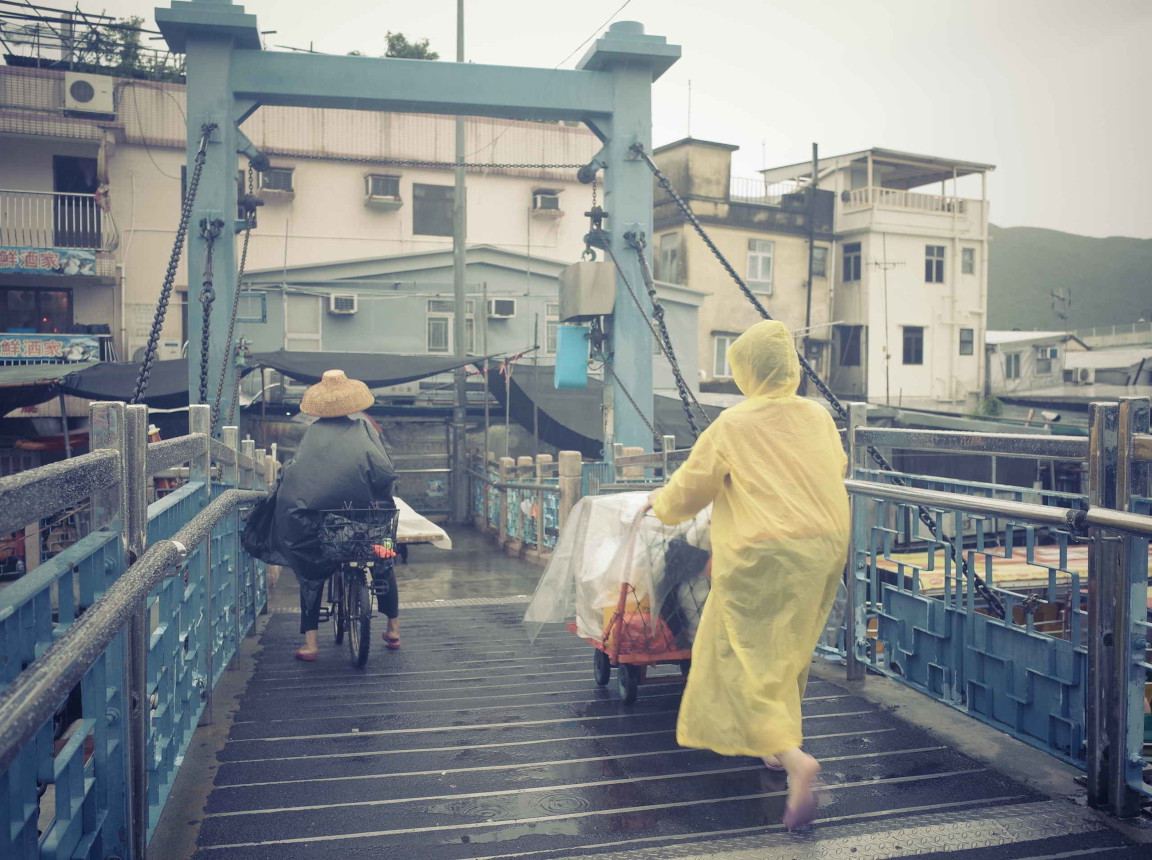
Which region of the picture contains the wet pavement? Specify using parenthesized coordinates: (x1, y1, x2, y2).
(172, 528, 1149, 859)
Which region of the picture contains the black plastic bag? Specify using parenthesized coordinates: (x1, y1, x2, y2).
(241, 492, 283, 565)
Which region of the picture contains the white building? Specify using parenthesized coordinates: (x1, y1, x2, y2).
(0, 64, 598, 361)
(760, 148, 995, 408)
(985, 331, 1088, 396)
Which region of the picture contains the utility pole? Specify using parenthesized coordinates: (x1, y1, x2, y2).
(451, 0, 468, 523)
(803, 142, 818, 393)
(868, 236, 904, 406)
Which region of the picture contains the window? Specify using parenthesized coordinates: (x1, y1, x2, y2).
(1034, 346, 1057, 376)
(959, 328, 974, 356)
(259, 167, 294, 193)
(812, 246, 828, 278)
(545, 303, 560, 354)
(843, 242, 861, 282)
(284, 294, 321, 351)
(532, 190, 561, 212)
(837, 325, 862, 366)
(655, 232, 681, 283)
(0, 288, 73, 333)
(1005, 352, 1021, 379)
(713, 334, 738, 378)
(413, 183, 455, 237)
(962, 247, 975, 275)
(366, 174, 401, 198)
(426, 299, 475, 353)
(747, 239, 774, 293)
(902, 326, 924, 365)
(925, 245, 945, 283)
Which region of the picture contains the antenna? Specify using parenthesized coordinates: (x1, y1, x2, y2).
(686, 79, 691, 137)
(1051, 287, 1071, 321)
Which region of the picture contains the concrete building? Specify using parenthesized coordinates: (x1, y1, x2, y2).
(651, 139, 835, 394)
(985, 331, 1089, 397)
(761, 147, 995, 408)
(0, 64, 598, 362)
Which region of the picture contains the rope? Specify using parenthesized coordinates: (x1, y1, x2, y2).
(629, 141, 1007, 620)
(130, 122, 216, 404)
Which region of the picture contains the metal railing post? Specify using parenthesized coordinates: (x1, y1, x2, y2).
(845, 402, 867, 682)
(189, 406, 214, 727)
(1111, 397, 1150, 816)
(535, 455, 551, 551)
(122, 404, 150, 860)
(89, 402, 126, 532)
(498, 457, 514, 543)
(661, 435, 675, 483)
(241, 439, 257, 636)
(1086, 401, 1119, 809)
(222, 428, 240, 667)
(558, 451, 582, 530)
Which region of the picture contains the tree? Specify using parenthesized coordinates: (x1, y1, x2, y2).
(384, 32, 439, 60)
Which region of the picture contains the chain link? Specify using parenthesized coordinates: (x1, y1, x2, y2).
(198, 217, 224, 418)
(130, 123, 216, 405)
(214, 165, 256, 430)
(629, 141, 1006, 620)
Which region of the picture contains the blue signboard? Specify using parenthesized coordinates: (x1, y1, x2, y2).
(0, 247, 97, 277)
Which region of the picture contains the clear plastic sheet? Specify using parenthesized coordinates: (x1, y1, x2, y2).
(523, 491, 712, 653)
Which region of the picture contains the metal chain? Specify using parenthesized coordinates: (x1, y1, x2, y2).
(130, 122, 216, 404)
(629, 141, 1006, 619)
(605, 361, 661, 450)
(198, 217, 224, 417)
(283, 152, 585, 171)
(215, 165, 256, 429)
(599, 235, 708, 440)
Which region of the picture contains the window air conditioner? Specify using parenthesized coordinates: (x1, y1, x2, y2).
(365, 174, 402, 208)
(486, 298, 517, 319)
(532, 192, 562, 215)
(64, 72, 115, 115)
(328, 293, 358, 315)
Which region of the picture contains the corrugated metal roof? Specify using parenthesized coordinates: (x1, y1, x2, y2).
(1064, 347, 1152, 369)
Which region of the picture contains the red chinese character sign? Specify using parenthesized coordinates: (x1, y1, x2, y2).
(0, 246, 96, 276)
(0, 334, 100, 363)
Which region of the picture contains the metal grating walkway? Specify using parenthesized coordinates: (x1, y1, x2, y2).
(190, 604, 1145, 859)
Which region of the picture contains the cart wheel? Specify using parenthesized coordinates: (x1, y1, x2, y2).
(617, 664, 640, 704)
(679, 659, 691, 678)
(593, 650, 611, 686)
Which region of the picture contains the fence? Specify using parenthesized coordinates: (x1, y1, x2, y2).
(0, 189, 115, 251)
(839, 399, 1152, 818)
(0, 402, 273, 859)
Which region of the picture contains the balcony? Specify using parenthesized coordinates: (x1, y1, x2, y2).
(0, 189, 116, 254)
(728, 176, 803, 206)
(838, 185, 987, 236)
(843, 186, 974, 215)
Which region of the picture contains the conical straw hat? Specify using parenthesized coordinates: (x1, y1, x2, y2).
(300, 369, 374, 417)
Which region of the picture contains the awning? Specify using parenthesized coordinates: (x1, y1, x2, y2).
(0, 361, 98, 415)
(60, 359, 190, 409)
(486, 364, 725, 457)
(249, 350, 482, 387)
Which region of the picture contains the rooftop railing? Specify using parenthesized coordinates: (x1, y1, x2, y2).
(0, 189, 117, 252)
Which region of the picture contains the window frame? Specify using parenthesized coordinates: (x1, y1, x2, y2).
(747, 238, 774, 295)
(961, 246, 975, 275)
(959, 327, 974, 356)
(812, 245, 829, 279)
(412, 182, 455, 237)
(843, 242, 862, 282)
(837, 324, 862, 367)
(0, 286, 74, 333)
(925, 245, 946, 283)
(902, 325, 924, 366)
(656, 232, 681, 283)
(425, 299, 475, 354)
(713, 334, 738, 378)
(1004, 352, 1021, 380)
(544, 302, 560, 355)
(366, 173, 401, 198)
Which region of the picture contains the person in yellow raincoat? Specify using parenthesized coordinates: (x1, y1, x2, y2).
(648, 319, 849, 829)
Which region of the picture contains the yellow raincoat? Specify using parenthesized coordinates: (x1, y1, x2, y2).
(652, 320, 849, 757)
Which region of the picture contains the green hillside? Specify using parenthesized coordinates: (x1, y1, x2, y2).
(987, 225, 1152, 330)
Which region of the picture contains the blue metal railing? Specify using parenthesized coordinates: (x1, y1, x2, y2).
(0, 402, 275, 859)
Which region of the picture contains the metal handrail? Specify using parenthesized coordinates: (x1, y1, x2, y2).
(0, 488, 263, 776)
(146, 433, 208, 476)
(209, 438, 237, 466)
(856, 428, 1088, 461)
(0, 449, 119, 538)
(1133, 434, 1152, 463)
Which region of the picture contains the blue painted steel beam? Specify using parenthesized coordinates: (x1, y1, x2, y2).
(228, 51, 617, 121)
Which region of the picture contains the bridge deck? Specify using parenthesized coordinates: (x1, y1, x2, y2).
(163, 530, 1147, 859)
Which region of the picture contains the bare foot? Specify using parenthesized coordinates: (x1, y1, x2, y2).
(777, 748, 822, 828)
(762, 754, 785, 770)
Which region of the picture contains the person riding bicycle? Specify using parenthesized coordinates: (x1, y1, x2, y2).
(270, 369, 401, 661)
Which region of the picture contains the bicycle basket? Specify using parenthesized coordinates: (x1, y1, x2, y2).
(319, 506, 400, 562)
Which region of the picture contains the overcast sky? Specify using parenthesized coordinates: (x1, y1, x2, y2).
(43, 0, 1152, 238)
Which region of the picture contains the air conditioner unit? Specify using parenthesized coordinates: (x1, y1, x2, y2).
(1078, 368, 1094, 384)
(486, 298, 517, 319)
(364, 174, 402, 208)
(64, 72, 114, 115)
(532, 192, 562, 216)
(328, 293, 358, 315)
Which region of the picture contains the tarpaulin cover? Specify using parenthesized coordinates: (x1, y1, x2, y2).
(486, 365, 726, 457)
(250, 350, 481, 387)
(0, 361, 98, 415)
(523, 491, 711, 653)
(60, 359, 189, 409)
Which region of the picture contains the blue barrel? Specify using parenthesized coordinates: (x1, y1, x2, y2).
(554, 324, 590, 389)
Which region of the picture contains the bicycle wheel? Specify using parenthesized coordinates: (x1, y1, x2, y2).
(344, 569, 372, 668)
(329, 574, 345, 644)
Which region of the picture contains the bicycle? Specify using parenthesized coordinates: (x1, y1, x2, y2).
(318, 505, 399, 668)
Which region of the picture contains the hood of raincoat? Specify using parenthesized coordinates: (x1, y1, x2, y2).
(728, 320, 801, 399)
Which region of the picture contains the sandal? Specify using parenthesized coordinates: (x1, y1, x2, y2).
(294, 648, 318, 662)
(382, 633, 401, 650)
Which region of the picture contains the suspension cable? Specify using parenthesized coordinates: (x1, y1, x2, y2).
(605, 361, 661, 450)
(629, 141, 1006, 619)
(130, 122, 216, 405)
